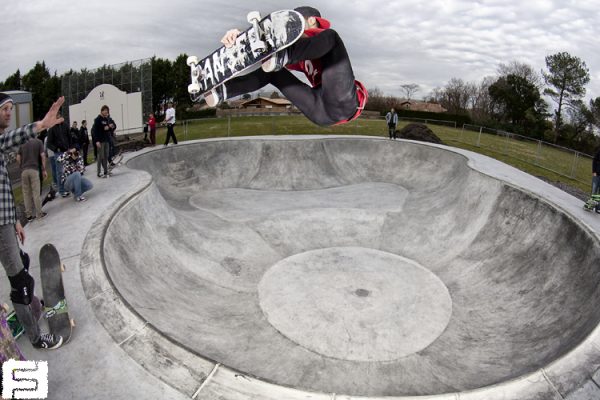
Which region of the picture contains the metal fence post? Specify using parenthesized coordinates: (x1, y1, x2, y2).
(476, 127, 482, 147)
(535, 141, 542, 166)
(570, 152, 580, 179)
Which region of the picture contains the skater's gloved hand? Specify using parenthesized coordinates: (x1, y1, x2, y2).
(221, 29, 241, 48)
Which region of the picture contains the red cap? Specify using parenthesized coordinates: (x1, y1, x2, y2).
(295, 6, 331, 29)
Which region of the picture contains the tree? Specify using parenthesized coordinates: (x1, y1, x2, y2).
(590, 97, 600, 131)
(172, 54, 191, 113)
(489, 74, 542, 126)
(21, 61, 61, 119)
(1, 70, 22, 91)
(434, 78, 475, 115)
(400, 84, 420, 101)
(470, 76, 495, 123)
(542, 52, 590, 142)
(497, 61, 542, 89)
(151, 57, 173, 115)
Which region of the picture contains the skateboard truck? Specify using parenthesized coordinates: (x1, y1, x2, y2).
(187, 56, 203, 97)
(247, 11, 268, 54)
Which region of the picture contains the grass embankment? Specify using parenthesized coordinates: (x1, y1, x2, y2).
(13, 115, 592, 205)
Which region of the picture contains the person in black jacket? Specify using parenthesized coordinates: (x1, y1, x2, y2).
(46, 112, 74, 196)
(93, 105, 116, 178)
(78, 120, 90, 166)
(593, 147, 600, 195)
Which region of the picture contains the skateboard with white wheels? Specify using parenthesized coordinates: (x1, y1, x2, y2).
(39, 244, 75, 344)
(187, 9, 305, 102)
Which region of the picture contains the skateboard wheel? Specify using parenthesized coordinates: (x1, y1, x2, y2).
(70, 319, 76, 327)
(186, 56, 199, 67)
(247, 11, 261, 23)
(188, 83, 201, 94)
(60, 263, 66, 272)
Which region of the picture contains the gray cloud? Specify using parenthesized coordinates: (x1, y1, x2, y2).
(1, 0, 598, 101)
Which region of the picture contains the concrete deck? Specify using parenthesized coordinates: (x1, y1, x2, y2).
(4, 135, 600, 399)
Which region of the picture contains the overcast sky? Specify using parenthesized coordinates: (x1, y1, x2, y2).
(2, 0, 599, 102)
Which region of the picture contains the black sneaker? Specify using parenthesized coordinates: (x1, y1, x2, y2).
(261, 49, 289, 72)
(26, 216, 34, 222)
(33, 333, 63, 350)
(204, 84, 227, 107)
(60, 192, 70, 198)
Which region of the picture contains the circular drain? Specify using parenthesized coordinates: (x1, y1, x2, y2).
(258, 247, 453, 362)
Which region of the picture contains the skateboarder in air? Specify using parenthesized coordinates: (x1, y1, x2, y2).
(205, 6, 368, 127)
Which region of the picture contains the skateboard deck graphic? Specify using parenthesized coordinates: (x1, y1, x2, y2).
(0, 308, 24, 362)
(187, 10, 305, 100)
(39, 244, 74, 344)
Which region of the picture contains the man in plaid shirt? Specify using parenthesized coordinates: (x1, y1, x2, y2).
(0, 93, 66, 349)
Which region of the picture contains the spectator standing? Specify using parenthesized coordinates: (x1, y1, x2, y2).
(46, 113, 73, 197)
(17, 137, 47, 221)
(69, 121, 80, 149)
(93, 105, 116, 178)
(385, 108, 398, 140)
(164, 102, 178, 146)
(148, 113, 156, 146)
(78, 120, 90, 166)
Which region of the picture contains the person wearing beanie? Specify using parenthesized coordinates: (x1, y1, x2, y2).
(204, 6, 367, 127)
(0, 93, 66, 350)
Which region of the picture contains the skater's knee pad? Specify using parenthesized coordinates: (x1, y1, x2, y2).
(8, 268, 35, 305)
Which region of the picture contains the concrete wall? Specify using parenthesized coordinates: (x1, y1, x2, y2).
(69, 84, 142, 135)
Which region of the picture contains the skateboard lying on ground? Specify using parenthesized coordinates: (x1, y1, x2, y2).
(39, 244, 74, 344)
(583, 194, 600, 213)
(108, 150, 124, 173)
(187, 9, 305, 101)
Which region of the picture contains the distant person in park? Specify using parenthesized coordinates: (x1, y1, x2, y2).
(17, 136, 47, 221)
(593, 147, 600, 195)
(386, 108, 398, 140)
(93, 105, 116, 178)
(0, 93, 65, 350)
(57, 148, 93, 202)
(70, 121, 80, 149)
(78, 120, 90, 166)
(148, 113, 157, 146)
(47, 112, 74, 197)
(164, 102, 178, 146)
(204, 6, 368, 127)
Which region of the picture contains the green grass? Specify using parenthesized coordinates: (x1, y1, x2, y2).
(13, 115, 592, 206)
(160, 115, 591, 193)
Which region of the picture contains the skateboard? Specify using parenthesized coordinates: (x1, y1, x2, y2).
(39, 244, 74, 344)
(187, 9, 305, 101)
(42, 187, 57, 207)
(108, 150, 124, 172)
(583, 194, 600, 212)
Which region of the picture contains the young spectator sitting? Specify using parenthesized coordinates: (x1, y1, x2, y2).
(57, 149, 93, 202)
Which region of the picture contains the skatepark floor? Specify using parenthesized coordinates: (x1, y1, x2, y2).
(2, 135, 600, 400)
